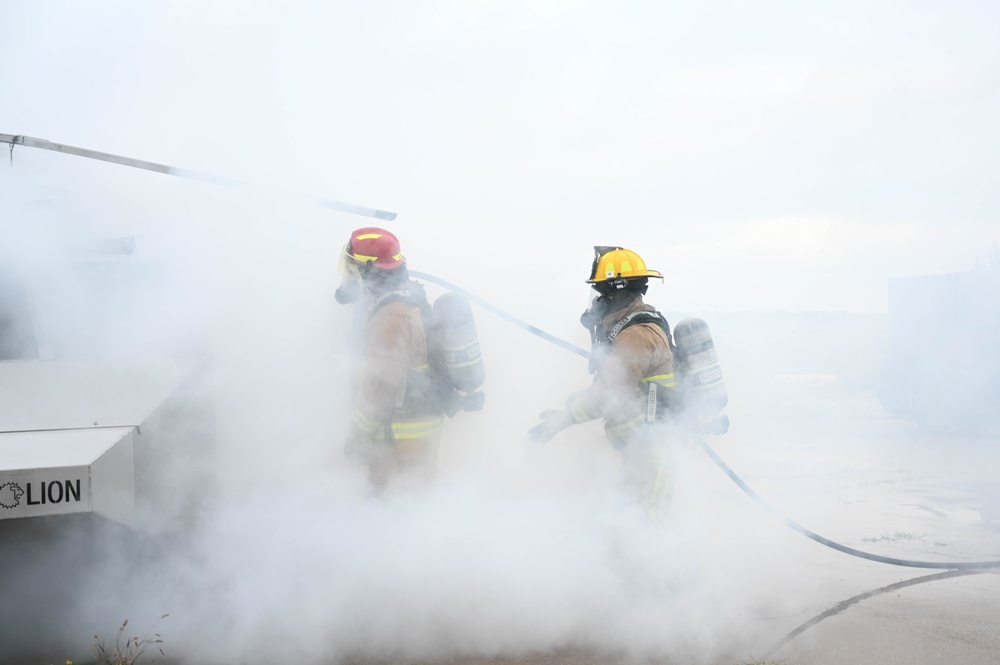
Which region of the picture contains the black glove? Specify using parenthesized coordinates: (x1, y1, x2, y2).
(527, 410, 574, 444)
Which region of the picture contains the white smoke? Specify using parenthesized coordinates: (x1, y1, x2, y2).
(3, 2, 1000, 664)
(0, 151, 818, 665)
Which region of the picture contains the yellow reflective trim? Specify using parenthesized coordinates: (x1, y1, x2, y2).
(352, 252, 378, 262)
(355, 233, 383, 240)
(352, 410, 380, 434)
(642, 373, 675, 381)
(392, 417, 444, 430)
(392, 430, 438, 441)
(390, 416, 444, 440)
(356, 412, 445, 440)
(606, 416, 643, 437)
(569, 401, 592, 423)
(643, 463, 674, 526)
(641, 373, 677, 388)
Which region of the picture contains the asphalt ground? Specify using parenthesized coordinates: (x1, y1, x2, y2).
(701, 383, 1000, 665)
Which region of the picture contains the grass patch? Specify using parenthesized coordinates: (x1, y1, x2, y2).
(92, 614, 168, 665)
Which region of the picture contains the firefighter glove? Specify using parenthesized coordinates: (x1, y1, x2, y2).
(528, 409, 574, 444)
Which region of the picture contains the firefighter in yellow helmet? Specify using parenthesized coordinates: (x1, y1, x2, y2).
(528, 246, 680, 522)
(336, 227, 445, 490)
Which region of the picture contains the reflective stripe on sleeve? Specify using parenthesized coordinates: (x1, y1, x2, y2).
(568, 399, 594, 424)
(605, 415, 644, 441)
(641, 373, 677, 389)
(353, 409, 381, 435)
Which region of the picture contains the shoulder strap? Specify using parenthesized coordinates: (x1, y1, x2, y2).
(607, 310, 675, 351)
(589, 310, 675, 375)
(362, 281, 430, 326)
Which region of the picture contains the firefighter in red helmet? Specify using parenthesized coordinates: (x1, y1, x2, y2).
(336, 227, 445, 490)
(528, 246, 681, 523)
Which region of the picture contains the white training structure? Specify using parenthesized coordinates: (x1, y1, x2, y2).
(0, 357, 212, 533)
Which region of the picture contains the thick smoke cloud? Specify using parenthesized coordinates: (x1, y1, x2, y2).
(0, 146, 816, 665)
(3, 2, 1000, 664)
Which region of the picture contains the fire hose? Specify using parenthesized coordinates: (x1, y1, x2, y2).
(2, 132, 396, 221)
(413, 270, 1000, 571)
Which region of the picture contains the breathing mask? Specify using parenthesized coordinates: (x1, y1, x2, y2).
(580, 285, 610, 330)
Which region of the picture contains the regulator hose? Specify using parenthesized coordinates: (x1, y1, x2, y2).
(417, 270, 1000, 570)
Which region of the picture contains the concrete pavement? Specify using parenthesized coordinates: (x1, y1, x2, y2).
(709, 384, 1000, 664)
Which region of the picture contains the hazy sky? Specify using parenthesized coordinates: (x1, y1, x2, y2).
(3, 0, 999, 314)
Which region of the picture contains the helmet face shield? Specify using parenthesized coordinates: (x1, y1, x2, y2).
(338, 243, 365, 279)
(581, 285, 607, 332)
(586, 285, 602, 310)
(335, 243, 366, 304)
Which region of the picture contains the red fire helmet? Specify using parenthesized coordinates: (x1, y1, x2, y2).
(345, 227, 405, 269)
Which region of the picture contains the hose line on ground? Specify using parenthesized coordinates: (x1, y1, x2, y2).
(762, 569, 983, 660)
(417, 270, 1000, 570)
(691, 437, 1000, 569)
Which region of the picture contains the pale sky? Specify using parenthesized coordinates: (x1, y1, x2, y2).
(3, 0, 1000, 315)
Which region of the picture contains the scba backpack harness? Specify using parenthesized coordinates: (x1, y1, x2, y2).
(365, 283, 486, 421)
(596, 310, 728, 430)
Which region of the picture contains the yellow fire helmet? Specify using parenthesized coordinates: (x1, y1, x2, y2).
(586, 246, 663, 284)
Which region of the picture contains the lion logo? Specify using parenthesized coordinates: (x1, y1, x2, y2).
(0, 482, 26, 509)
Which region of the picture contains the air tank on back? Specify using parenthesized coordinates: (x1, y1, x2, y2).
(432, 292, 485, 394)
(673, 317, 728, 431)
